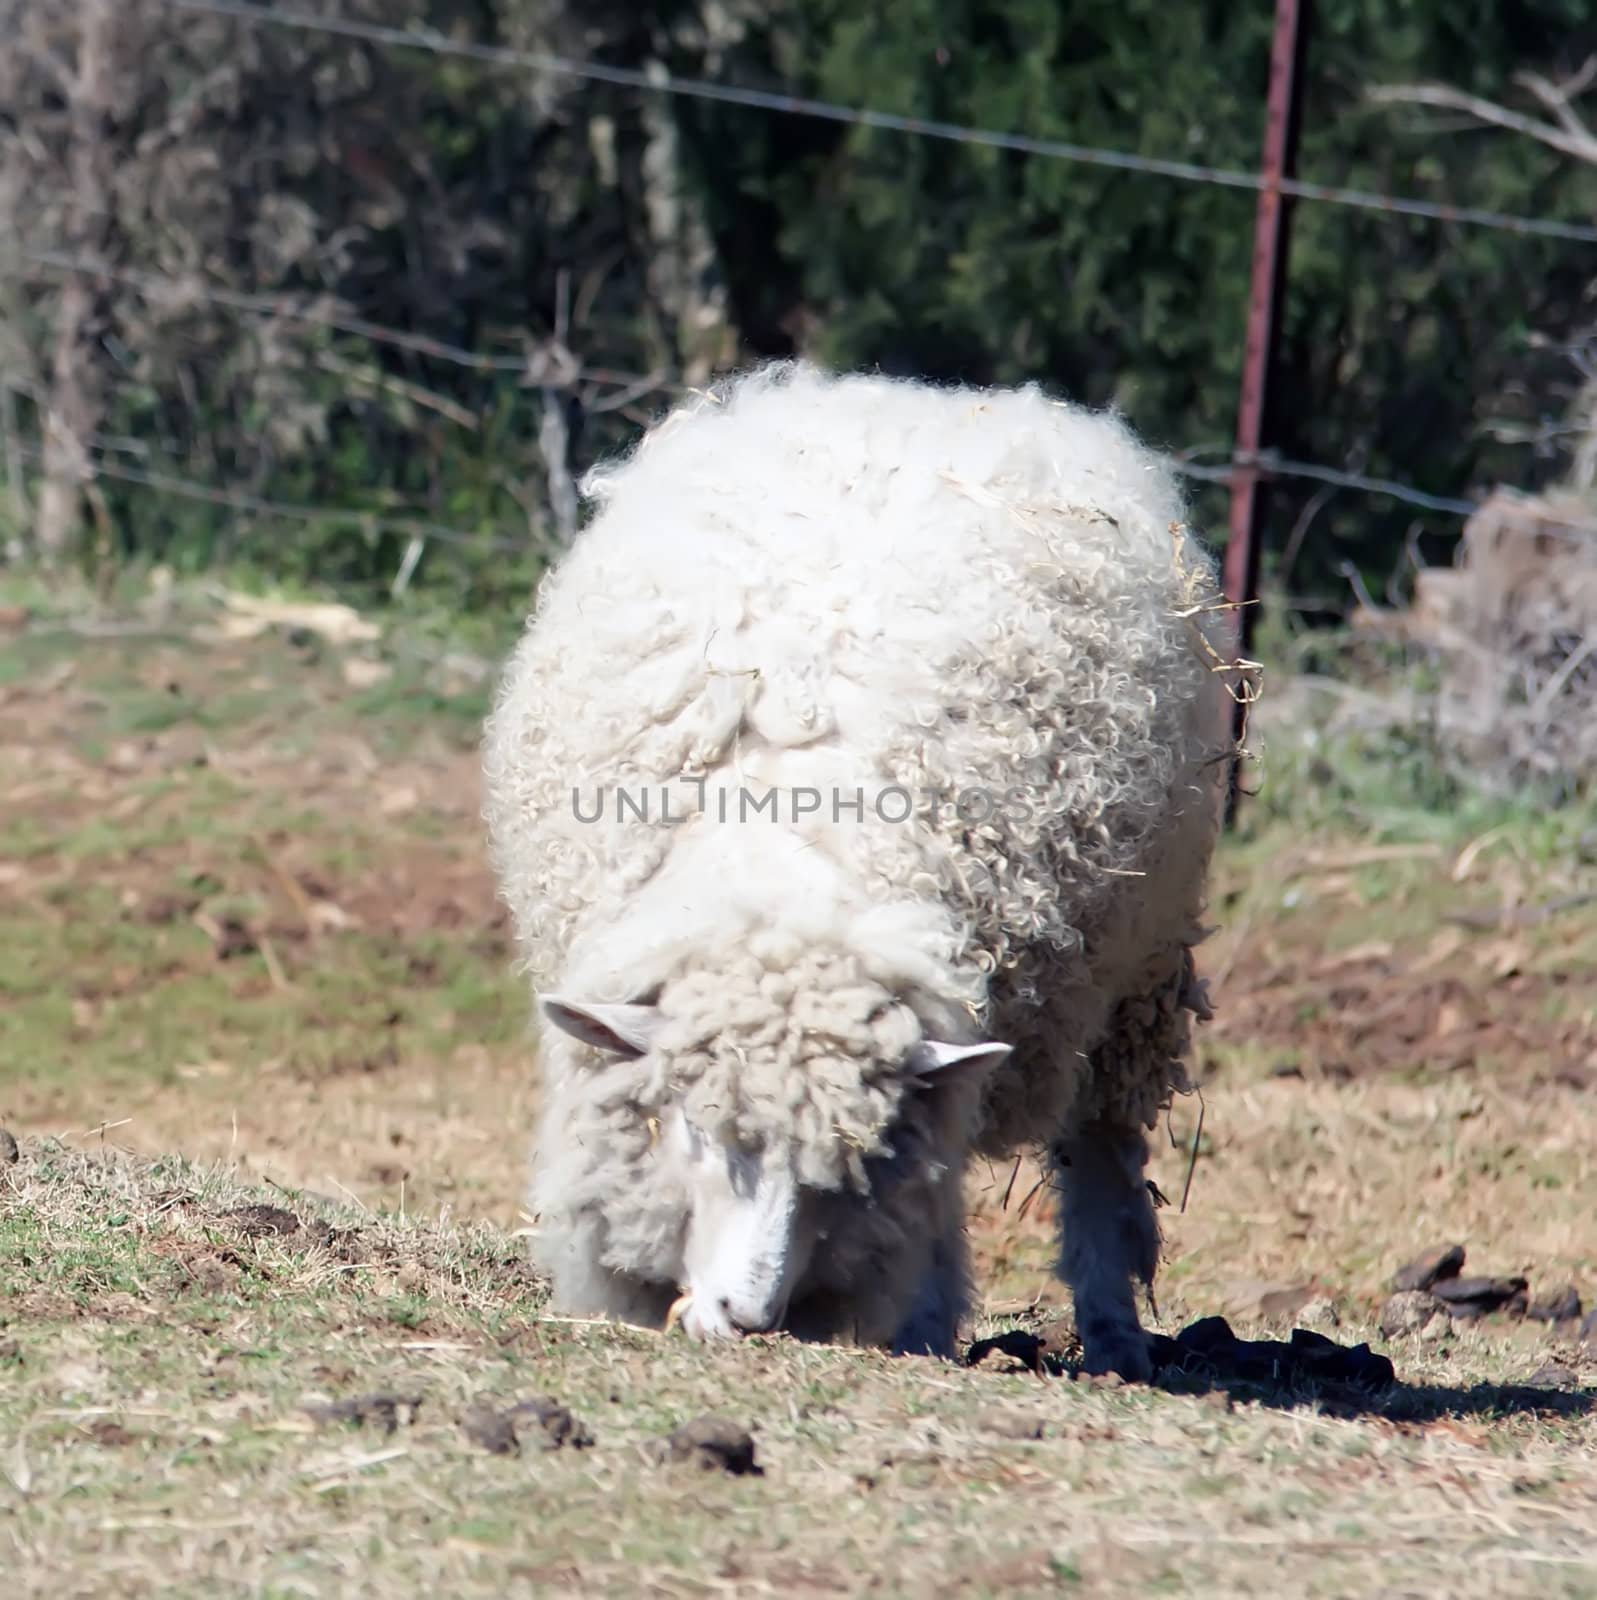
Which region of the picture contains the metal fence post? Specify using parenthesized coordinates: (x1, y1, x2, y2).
(1223, 0, 1310, 822)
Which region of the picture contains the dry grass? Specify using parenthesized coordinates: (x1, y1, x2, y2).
(2, 582, 1596, 1596)
(2, 1141, 1595, 1600)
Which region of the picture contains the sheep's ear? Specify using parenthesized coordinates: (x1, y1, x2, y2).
(541, 996, 662, 1059)
(906, 1039, 1013, 1082)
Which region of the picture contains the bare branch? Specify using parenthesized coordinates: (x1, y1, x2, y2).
(585, 369, 671, 416)
(1366, 81, 1597, 166)
(1515, 58, 1597, 144)
(311, 350, 480, 430)
(1520, 53, 1597, 107)
(538, 392, 578, 546)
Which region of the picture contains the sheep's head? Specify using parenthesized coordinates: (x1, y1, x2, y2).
(540, 978, 1010, 1342)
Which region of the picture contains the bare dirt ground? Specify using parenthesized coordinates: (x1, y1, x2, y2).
(2, 589, 1595, 1596)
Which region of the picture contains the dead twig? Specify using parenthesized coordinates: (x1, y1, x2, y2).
(1179, 1089, 1206, 1214)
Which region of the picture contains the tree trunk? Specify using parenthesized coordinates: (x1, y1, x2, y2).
(1, 381, 26, 561)
(637, 58, 734, 388)
(36, 0, 117, 569)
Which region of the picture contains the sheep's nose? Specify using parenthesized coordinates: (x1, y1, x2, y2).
(720, 1297, 779, 1335)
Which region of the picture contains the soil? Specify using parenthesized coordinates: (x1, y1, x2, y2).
(3, 610, 1594, 1329)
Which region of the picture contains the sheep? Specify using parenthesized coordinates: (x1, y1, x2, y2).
(481, 360, 1235, 1380)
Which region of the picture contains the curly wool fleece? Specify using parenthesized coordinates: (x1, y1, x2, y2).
(483, 360, 1232, 1293)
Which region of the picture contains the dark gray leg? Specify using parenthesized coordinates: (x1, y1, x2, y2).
(1050, 1120, 1159, 1382)
(889, 1228, 969, 1359)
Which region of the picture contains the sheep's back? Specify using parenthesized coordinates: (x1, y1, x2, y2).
(483, 363, 1228, 1008)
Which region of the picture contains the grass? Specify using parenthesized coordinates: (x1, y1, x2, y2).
(3, 1143, 1594, 1599)
(2, 575, 1596, 1595)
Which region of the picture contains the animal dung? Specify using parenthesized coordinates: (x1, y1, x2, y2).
(654, 1414, 762, 1476)
(460, 1395, 593, 1456)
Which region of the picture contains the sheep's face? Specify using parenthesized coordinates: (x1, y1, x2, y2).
(540, 993, 1010, 1341)
(664, 1104, 816, 1338)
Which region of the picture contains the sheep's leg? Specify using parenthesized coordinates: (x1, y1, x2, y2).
(889, 1226, 969, 1359)
(1050, 1120, 1158, 1383)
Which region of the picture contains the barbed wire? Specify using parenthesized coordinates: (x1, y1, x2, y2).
(164, 0, 1597, 246)
(0, 247, 1567, 519)
(2, 244, 1576, 538)
(13, 428, 1597, 575)
(5, 247, 682, 400)
(1171, 451, 1479, 516)
(10, 437, 527, 555)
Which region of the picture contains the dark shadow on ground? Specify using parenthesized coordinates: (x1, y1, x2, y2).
(965, 1316, 1596, 1423)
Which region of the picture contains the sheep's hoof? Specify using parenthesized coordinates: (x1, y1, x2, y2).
(1080, 1329, 1153, 1386)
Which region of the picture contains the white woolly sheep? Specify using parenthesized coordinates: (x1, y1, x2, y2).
(482, 360, 1234, 1380)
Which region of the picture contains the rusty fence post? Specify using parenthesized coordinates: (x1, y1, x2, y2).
(1223, 0, 1310, 823)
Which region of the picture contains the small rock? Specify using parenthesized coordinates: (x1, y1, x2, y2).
(657, 1415, 761, 1476)
(1380, 1290, 1443, 1339)
(1085, 1371, 1125, 1391)
(1296, 1296, 1341, 1331)
(1526, 1286, 1582, 1324)
(1200, 1387, 1234, 1412)
(1430, 1275, 1529, 1320)
(1525, 1362, 1578, 1391)
(1392, 1244, 1465, 1293)
(0, 1128, 18, 1165)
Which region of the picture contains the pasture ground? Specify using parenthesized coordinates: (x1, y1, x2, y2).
(2, 580, 1595, 1597)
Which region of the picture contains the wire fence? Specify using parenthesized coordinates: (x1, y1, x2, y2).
(164, 0, 1597, 245)
(8, 0, 1597, 596)
(0, 247, 1545, 523)
(19, 426, 1589, 583)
